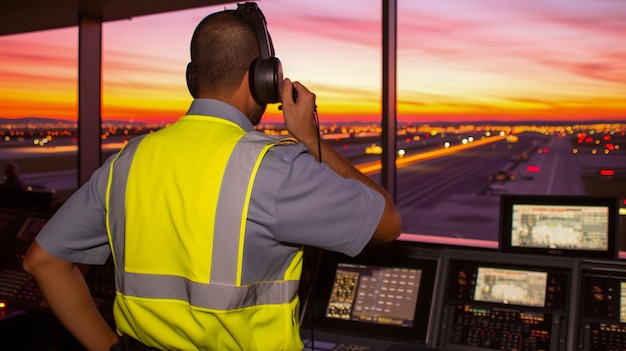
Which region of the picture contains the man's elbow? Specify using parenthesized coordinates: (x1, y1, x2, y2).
(372, 209, 402, 243)
(386, 203, 403, 239)
(22, 241, 50, 275)
(383, 213, 403, 243)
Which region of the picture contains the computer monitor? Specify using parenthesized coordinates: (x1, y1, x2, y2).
(499, 195, 619, 259)
(474, 266, 548, 308)
(303, 250, 439, 344)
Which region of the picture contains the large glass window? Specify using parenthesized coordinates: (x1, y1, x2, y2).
(258, 0, 383, 166)
(100, 1, 383, 165)
(101, 8, 203, 161)
(3, 1, 622, 255)
(396, 0, 626, 249)
(0, 27, 78, 204)
(1, 1, 384, 207)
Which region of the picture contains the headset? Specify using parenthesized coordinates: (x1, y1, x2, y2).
(186, 2, 283, 104)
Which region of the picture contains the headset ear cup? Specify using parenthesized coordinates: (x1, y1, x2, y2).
(186, 62, 198, 98)
(249, 57, 283, 104)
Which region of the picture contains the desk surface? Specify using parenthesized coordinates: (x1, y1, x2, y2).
(301, 329, 439, 351)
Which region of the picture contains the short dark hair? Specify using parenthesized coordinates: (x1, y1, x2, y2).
(189, 10, 260, 97)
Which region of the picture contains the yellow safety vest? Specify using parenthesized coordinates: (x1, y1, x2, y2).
(105, 115, 304, 350)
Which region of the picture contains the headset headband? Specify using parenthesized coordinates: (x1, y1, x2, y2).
(237, 2, 275, 59)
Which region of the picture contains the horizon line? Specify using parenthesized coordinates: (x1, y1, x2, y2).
(2, 115, 626, 126)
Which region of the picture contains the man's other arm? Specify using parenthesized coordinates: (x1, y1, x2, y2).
(22, 241, 119, 351)
(280, 79, 402, 243)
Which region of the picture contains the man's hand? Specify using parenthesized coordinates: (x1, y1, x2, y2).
(278, 78, 402, 243)
(280, 79, 320, 156)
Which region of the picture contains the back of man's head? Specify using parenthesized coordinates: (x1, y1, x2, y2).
(189, 10, 260, 98)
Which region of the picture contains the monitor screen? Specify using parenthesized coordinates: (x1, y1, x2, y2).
(305, 250, 439, 344)
(325, 263, 421, 327)
(474, 267, 548, 308)
(500, 195, 619, 259)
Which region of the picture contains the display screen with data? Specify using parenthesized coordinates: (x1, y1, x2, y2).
(511, 204, 609, 251)
(308, 251, 438, 344)
(325, 263, 421, 327)
(474, 267, 548, 308)
(500, 195, 618, 259)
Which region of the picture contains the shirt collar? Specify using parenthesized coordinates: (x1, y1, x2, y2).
(186, 98, 254, 132)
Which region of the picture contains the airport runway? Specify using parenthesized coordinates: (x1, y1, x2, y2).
(2, 131, 624, 245)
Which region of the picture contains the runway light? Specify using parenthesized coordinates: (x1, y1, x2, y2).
(526, 166, 540, 173)
(600, 169, 615, 176)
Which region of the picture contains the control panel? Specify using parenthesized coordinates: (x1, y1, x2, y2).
(0, 213, 116, 326)
(579, 263, 626, 351)
(440, 260, 569, 351)
(0, 211, 25, 261)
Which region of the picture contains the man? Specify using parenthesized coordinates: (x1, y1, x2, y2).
(23, 3, 401, 350)
(0, 161, 26, 192)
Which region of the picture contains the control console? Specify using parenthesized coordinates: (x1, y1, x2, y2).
(579, 263, 626, 351)
(440, 259, 569, 351)
(0, 214, 116, 326)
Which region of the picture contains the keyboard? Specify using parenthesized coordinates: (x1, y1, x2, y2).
(303, 338, 370, 351)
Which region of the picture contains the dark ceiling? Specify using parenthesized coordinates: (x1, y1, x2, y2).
(0, 0, 233, 36)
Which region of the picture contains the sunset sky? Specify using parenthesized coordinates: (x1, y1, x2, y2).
(0, 0, 624, 124)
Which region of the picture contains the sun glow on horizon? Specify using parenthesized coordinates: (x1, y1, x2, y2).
(0, 0, 624, 124)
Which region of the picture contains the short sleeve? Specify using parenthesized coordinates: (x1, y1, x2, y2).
(251, 144, 385, 257)
(35, 155, 116, 265)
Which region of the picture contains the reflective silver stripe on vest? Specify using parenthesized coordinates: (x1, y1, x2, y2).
(108, 135, 147, 291)
(107, 130, 298, 309)
(122, 272, 298, 309)
(211, 132, 272, 285)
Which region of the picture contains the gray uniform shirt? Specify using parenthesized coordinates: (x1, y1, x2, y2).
(36, 99, 385, 281)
